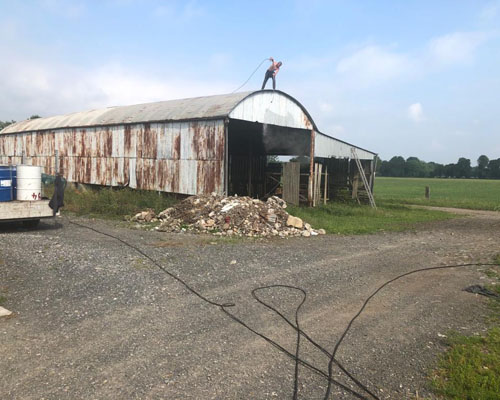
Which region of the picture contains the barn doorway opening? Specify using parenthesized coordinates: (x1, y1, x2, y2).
(226, 119, 311, 200)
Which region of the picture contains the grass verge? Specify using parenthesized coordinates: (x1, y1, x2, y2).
(430, 255, 500, 399)
(431, 328, 500, 399)
(45, 184, 179, 220)
(288, 202, 455, 235)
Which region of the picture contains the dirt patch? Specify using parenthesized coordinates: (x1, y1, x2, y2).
(1, 212, 499, 399)
(412, 205, 500, 217)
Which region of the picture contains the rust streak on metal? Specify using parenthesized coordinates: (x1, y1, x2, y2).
(174, 134, 181, 160)
(72, 129, 78, 156)
(80, 129, 87, 156)
(192, 122, 201, 160)
(105, 127, 112, 157)
(204, 122, 215, 160)
(171, 160, 179, 193)
(302, 113, 313, 131)
(124, 158, 130, 186)
(142, 123, 157, 159)
(85, 156, 92, 182)
(308, 129, 315, 206)
(124, 125, 132, 156)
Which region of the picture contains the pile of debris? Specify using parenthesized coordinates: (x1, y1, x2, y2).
(131, 193, 325, 238)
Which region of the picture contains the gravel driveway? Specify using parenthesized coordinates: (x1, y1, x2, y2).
(1, 210, 499, 399)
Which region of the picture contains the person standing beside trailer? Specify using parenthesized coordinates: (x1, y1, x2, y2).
(261, 57, 282, 90)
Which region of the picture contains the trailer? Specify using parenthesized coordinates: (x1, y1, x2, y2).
(0, 165, 55, 227)
(0, 199, 54, 227)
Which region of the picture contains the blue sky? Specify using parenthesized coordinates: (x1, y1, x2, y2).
(1, 0, 499, 164)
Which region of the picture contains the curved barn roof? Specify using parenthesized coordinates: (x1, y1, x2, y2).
(1, 90, 317, 134)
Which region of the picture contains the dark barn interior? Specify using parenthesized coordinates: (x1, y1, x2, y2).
(227, 119, 310, 199)
(226, 118, 374, 204)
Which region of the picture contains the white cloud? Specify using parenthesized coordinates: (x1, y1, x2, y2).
(39, 0, 86, 18)
(209, 53, 233, 70)
(479, 1, 500, 21)
(153, 1, 205, 21)
(331, 30, 491, 92)
(318, 101, 333, 113)
(330, 124, 345, 136)
(408, 103, 424, 122)
(430, 138, 444, 151)
(153, 4, 176, 17)
(428, 32, 488, 65)
(0, 56, 231, 120)
(336, 45, 413, 87)
(183, 1, 205, 19)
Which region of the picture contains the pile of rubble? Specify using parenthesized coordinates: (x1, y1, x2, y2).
(131, 193, 325, 238)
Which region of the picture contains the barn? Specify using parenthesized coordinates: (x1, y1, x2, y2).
(0, 90, 376, 205)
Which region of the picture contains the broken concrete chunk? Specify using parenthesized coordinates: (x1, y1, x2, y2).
(138, 194, 317, 238)
(0, 306, 12, 317)
(205, 219, 215, 227)
(286, 216, 303, 229)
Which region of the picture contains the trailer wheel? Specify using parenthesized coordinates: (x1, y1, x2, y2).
(22, 219, 40, 228)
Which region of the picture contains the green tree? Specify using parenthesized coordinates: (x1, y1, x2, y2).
(0, 120, 16, 130)
(405, 156, 428, 177)
(456, 157, 471, 178)
(374, 155, 382, 174)
(477, 155, 489, 179)
(444, 163, 457, 177)
(377, 161, 391, 176)
(387, 156, 406, 177)
(488, 158, 500, 179)
(426, 162, 444, 177)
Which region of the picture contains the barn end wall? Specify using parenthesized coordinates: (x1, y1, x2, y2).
(0, 119, 226, 195)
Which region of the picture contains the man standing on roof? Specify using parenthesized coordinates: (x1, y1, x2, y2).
(261, 57, 282, 90)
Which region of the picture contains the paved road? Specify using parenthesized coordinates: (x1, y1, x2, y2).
(1, 211, 499, 399)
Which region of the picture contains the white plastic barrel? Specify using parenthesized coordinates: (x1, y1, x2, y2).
(16, 165, 42, 201)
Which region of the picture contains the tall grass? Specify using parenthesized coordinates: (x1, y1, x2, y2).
(45, 184, 179, 219)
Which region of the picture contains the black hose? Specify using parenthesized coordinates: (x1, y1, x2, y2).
(231, 58, 269, 93)
(65, 217, 498, 399)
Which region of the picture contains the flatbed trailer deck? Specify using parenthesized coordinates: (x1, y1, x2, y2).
(0, 200, 54, 226)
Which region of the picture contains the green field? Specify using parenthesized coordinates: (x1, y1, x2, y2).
(375, 177, 500, 211)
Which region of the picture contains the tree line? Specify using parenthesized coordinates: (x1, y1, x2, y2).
(0, 115, 41, 131)
(377, 155, 500, 179)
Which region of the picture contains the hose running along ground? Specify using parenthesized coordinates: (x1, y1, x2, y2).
(65, 217, 498, 400)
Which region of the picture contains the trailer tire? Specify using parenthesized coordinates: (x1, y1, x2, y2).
(22, 219, 40, 228)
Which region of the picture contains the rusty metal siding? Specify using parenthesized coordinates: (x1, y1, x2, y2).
(0, 119, 226, 196)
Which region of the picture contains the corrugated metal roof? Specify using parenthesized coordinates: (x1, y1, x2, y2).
(315, 132, 376, 159)
(1, 90, 376, 158)
(0, 91, 254, 134)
